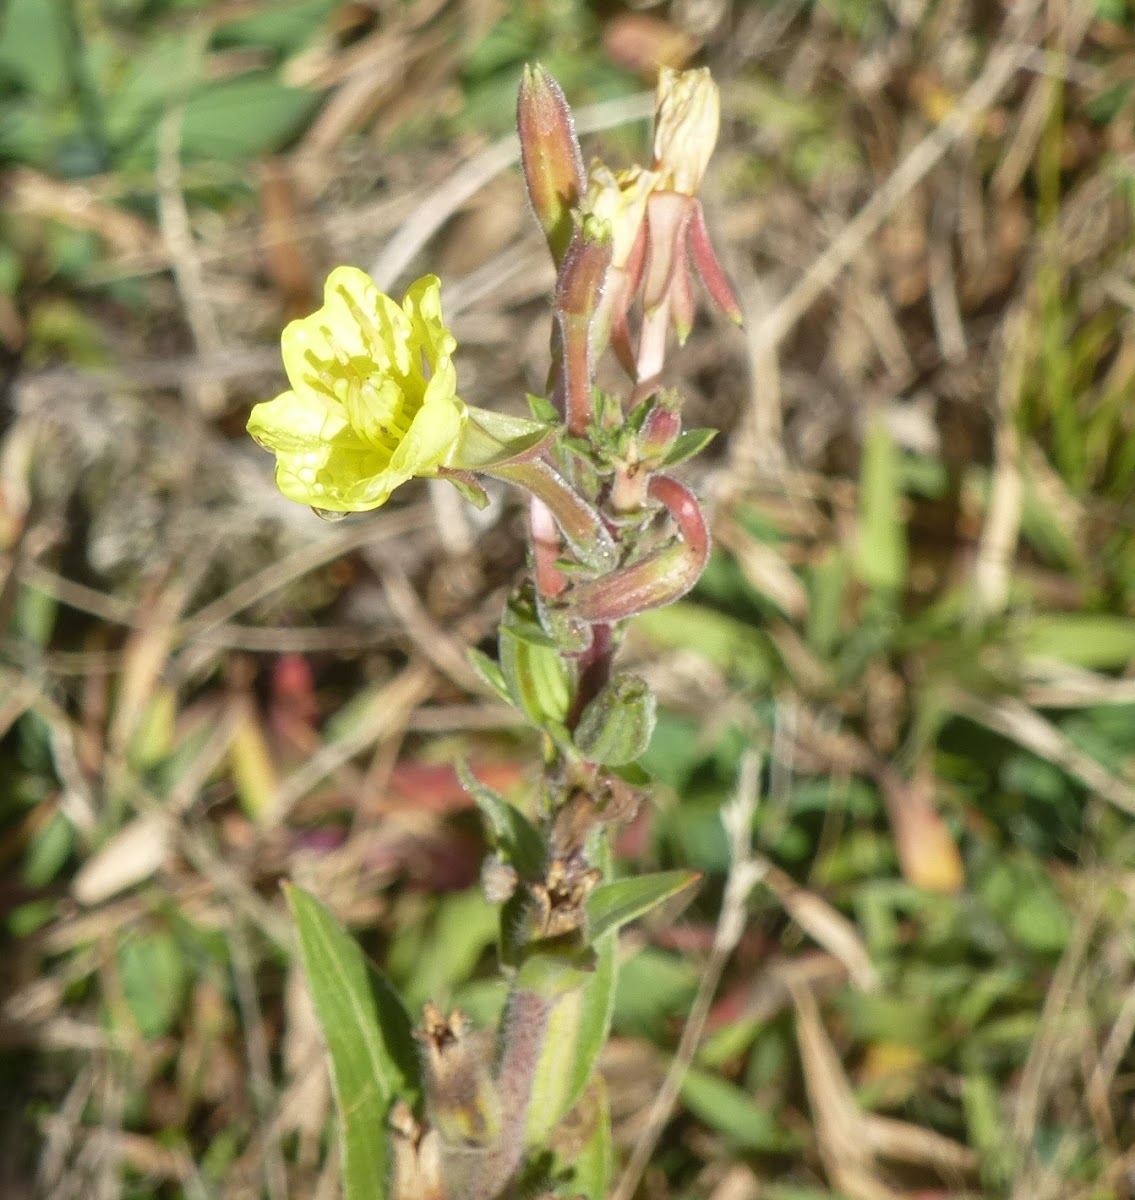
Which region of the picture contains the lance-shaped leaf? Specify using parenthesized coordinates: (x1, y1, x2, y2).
(549, 1075, 613, 1200)
(457, 760, 544, 879)
(585, 869, 702, 943)
(285, 885, 418, 1200)
(466, 648, 512, 705)
(499, 584, 577, 731)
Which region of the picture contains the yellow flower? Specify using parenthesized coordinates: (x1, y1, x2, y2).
(247, 267, 466, 512)
(651, 66, 720, 196)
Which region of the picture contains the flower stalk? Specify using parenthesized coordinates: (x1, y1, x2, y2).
(258, 60, 739, 1200)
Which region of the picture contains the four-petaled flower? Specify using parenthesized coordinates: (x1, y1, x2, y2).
(247, 267, 467, 513)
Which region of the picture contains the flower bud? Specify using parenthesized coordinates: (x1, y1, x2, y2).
(572, 674, 657, 766)
(555, 219, 614, 436)
(637, 393, 683, 462)
(652, 66, 721, 196)
(517, 64, 586, 266)
(557, 475, 709, 623)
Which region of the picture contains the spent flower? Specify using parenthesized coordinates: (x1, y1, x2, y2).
(247, 267, 466, 513)
(651, 66, 721, 196)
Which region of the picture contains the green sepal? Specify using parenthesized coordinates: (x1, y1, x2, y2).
(444, 471, 491, 509)
(662, 427, 717, 467)
(610, 761, 651, 788)
(516, 944, 597, 998)
(585, 870, 702, 943)
(457, 759, 545, 880)
(450, 407, 556, 471)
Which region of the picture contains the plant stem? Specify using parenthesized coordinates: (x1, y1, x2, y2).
(485, 456, 616, 572)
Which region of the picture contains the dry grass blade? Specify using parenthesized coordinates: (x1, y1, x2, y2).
(791, 980, 902, 1200)
(969, 305, 1029, 622)
(756, 859, 879, 992)
(750, 5, 1040, 357)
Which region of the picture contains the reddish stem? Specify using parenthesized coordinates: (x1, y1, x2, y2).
(529, 497, 567, 599)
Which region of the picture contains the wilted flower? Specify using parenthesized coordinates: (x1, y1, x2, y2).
(582, 161, 657, 372)
(247, 267, 467, 513)
(636, 67, 741, 381)
(652, 66, 720, 196)
(583, 161, 657, 271)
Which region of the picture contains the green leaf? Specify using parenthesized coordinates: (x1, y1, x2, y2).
(285, 884, 418, 1200)
(527, 392, 561, 423)
(1015, 613, 1135, 669)
(118, 931, 188, 1039)
(661, 427, 717, 467)
(0, 0, 69, 98)
(585, 869, 702, 942)
(445, 472, 491, 509)
(567, 926, 616, 1108)
(22, 810, 74, 888)
(457, 760, 545, 878)
(679, 1068, 783, 1150)
(466, 648, 513, 704)
(552, 1075, 612, 1199)
(214, 0, 339, 52)
(124, 74, 320, 166)
(856, 413, 908, 592)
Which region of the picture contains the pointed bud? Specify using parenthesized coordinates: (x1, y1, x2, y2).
(652, 66, 720, 196)
(638, 394, 682, 462)
(417, 1003, 501, 1147)
(573, 674, 657, 766)
(518, 64, 586, 267)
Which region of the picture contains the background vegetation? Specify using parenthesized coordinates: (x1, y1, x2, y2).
(3, 0, 1135, 1197)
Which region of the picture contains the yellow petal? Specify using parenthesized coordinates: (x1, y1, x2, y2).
(401, 274, 456, 370)
(388, 384, 466, 478)
(248, 390, 392, 511)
